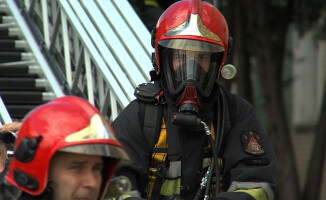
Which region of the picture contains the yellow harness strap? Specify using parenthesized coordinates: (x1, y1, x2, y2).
(234, 188, 267, 200)
(145, 0, 159, 7)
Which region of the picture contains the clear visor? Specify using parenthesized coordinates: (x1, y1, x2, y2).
(60, 114, 130, 162)
(59, 144, 130, 161)
(159, 39, 225, 52)
(161, 46, 223, 97)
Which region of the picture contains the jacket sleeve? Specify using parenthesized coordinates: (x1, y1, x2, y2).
(112, 100, 150, 198)
(0, 181, 22, 200)
(220, 94, 277, 200)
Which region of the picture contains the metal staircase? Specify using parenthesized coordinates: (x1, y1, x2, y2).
(0, 0, 153, 122)
(0, 3, 56, 120)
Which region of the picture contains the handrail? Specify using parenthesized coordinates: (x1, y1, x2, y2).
(0, 96, 12, 125)
(6, 0, 65, 97)
(64, 0, 136, 100)
(15, 0, 72, 95)
(59, 0, 130, 107)
(4, 0, 153, 120)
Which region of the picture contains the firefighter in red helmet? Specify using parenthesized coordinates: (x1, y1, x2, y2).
(0, 96, 129, 200)
(112, 0, 276, 199)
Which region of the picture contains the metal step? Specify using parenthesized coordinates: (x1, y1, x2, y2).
(0, 4, 8, 14)
(0, 27, 22, 39)
(0, 77, 49, 90)
(0, 91, 54, 104)
(0, 39, 28, 51)
(0, 52, 34, 63)
(0, 16, 14, 24)
(0, 64, 40, 77)
(0, 59, 37, 67)
(0, 29, 18, 39)
(0, 0, 63, 121)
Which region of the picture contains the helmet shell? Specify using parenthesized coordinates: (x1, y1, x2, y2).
(154, 0, 229, 74)
(5, 96, 129, 196)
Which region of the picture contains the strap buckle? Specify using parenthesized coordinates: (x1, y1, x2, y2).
(155, 164, 168, 178)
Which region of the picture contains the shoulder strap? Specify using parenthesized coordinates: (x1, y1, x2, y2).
(135, 82, 164, 150)
(140, 102, 163, 150)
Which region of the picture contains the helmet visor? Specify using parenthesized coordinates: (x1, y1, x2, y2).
(59, 144, 129, 161)
(161, 47, 223, 97)
(159, 39, 225, 52)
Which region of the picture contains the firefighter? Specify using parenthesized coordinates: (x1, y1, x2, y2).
(112, 0, 276, 200)
(0, 122, 17, 179)
(0, 96, 130, 200)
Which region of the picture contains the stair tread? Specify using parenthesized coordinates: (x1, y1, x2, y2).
(0, 39, 26, 51)
(0, 77, 47, 91)
(0, 52, 33, 63)
(0, 90, 46, 94)
(0, 91, 51, 105)
(0, 60, 37, 67)
(0, 48, 25, 52)
(0, 77, 41, 80)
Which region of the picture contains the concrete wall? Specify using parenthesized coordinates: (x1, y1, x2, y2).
(291, 27, 326, 129)
(291, 22, 326, 200)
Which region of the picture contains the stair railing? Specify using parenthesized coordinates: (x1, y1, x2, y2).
(6, 0, 66, 98)
(6, 0, 153, 121)
(0, 96, 12, 125)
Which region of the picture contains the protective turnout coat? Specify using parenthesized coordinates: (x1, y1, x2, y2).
(112, 86, 276, 200)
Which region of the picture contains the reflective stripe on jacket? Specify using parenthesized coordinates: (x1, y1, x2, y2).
(146, 120, 223, 199)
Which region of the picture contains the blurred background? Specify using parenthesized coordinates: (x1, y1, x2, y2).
(0, 0, 325, 199)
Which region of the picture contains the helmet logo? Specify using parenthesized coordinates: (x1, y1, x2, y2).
(165, 14, 220, 42)
(65, 114, 115, 142)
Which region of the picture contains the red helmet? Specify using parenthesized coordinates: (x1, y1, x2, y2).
(5, 96, 129, 197)
(153, 0, 229, 100)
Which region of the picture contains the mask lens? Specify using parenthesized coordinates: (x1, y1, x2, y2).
(162, 48, 222, 96)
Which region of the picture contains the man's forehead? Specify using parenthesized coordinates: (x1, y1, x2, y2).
(53, 151, 103, 162)
(175, 49, 210, 55)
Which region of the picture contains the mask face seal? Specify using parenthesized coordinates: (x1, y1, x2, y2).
(160, 46, 223, 116)
(176, 85, 201, 114)
(161, 47, 222, 98)
(159, 40, 224, 126)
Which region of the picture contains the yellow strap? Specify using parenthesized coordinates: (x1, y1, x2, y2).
(160, 178, 181, 196)
(145, 0, 159, 7)
(111, 194, 133, 200)
(122, 194, 133, 199)
(211, 123, 215, 140)
(235, 188, 267, 200)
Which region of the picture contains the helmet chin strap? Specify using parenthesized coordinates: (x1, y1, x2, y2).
(17, 183, 53, 200)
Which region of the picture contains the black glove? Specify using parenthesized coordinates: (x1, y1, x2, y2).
(214, 192, 255, 200)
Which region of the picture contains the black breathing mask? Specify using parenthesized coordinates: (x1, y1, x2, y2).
(160, 48, 222, 127)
